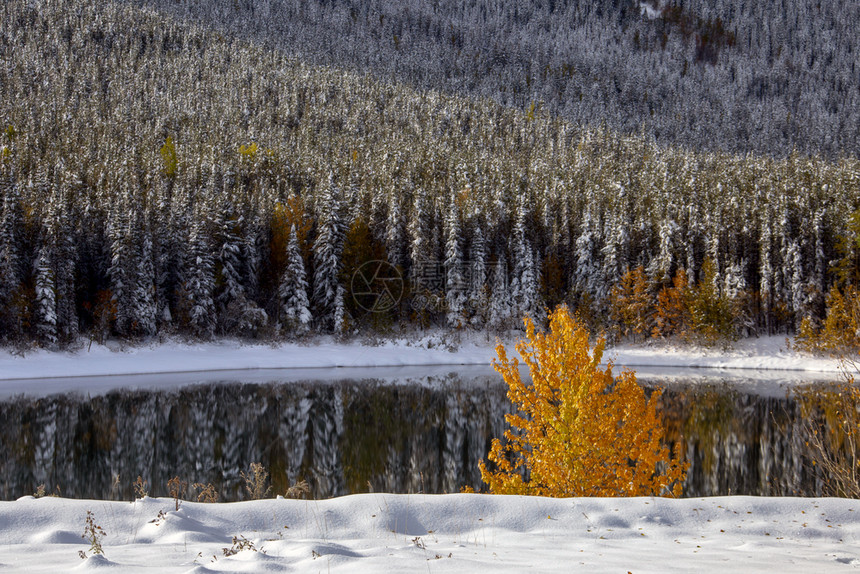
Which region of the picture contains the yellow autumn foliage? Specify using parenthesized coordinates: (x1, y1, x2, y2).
(795, 285, 860, 356)
(159, 135, 178, 178)
(480, 306, 688, 497)
(609, 265, 652, 341)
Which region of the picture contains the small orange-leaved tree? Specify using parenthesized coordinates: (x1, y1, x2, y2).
(480, 306, 688, 497)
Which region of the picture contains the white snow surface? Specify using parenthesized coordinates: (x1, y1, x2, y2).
(3, 493, 860, 573)
(0, 334, 841, 384)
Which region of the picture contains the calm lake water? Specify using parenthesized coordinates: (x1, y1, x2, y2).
(0, 368, 838, 501)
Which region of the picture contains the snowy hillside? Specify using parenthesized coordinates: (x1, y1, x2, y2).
(124, 0, 860, 158)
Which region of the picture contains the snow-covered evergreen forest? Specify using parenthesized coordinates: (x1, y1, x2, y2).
(0, 0, 858, 346)
(121, 0, 860, 158)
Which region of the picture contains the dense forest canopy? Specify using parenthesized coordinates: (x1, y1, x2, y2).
(0, 0, 858, 347)
(119, 0, 860, 158)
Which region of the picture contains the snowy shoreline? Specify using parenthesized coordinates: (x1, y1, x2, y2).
(0, 334, 842, 383)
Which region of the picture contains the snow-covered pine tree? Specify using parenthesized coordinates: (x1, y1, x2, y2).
(153, 179, 174, 326)
(369, 179, 388, 246)
(232, 208, 268, 336)
(108, 196, 133, 335)
(44, 179, 78, 341)
(573, 209, 601, 302)
(722, 260, 746, 300)
(648, 216, 678, 286)
(110, 182, 156, 337)
(385, 187, 407, 271)
(132, 225, 158, 336)
(34, 245, 57, 345)
(0, 172, 24, 338)
(312, 174, 343, 331)
(214, 196, 267, 335)
(810, 208, 827, 318)
(685, 205, 701, 287)
(786, 238, 804, 324)
(408, 186, 431, 298)
(214, 197, 245, 309)
(509, 208, 525, 313)
(600, 213, 627, 304)
(333, 284, 346, 335)
(243, 210, 263, 301)
(186, 216, 216, 338)
(168, 187, 195, 329)
(759, 206, 775, 333)
(774, 203, 792, 311)
(444, 200, 466, 327)
(468, 217, 488, 326)
(488, 253, 512, 332)
(705, 223, 722, 286)
(559, 198, 573, 271)
(280, 224, 312, 334)
(510, 208, 538, 322)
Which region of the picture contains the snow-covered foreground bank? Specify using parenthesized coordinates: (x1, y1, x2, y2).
(2, 493, 858, 573)
(0, 334, 842, 383)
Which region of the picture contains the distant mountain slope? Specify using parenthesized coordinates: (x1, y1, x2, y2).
(119, 0, 860, 158)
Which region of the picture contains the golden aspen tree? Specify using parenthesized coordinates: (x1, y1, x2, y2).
(159, 136, 178, 178)
(652, 268, 692, 339)
(796, 285, 860, 355)
(609, 265, 653, 341)
(688, 258, 735, 344)
(796, 211, 860, 355)
(238, 142, 259, 162)
(480, 306, 688, 497)
(818, 286, 860, 352)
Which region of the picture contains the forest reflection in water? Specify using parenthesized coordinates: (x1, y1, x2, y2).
(0, 371, 842, 501)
